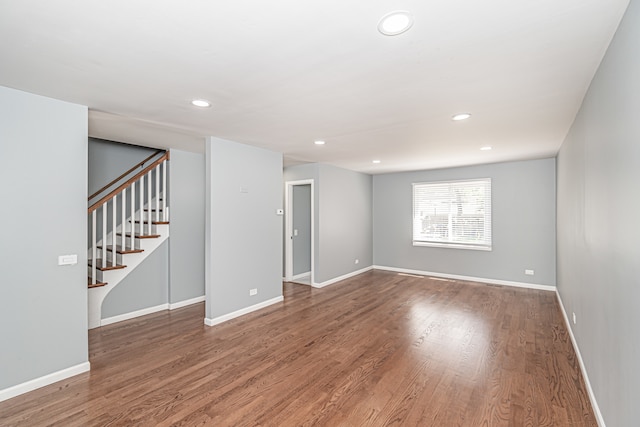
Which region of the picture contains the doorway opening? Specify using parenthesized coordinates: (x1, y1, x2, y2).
(284, 180, 314, 285)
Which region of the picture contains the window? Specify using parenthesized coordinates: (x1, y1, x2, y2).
(412, 178, 491, 250)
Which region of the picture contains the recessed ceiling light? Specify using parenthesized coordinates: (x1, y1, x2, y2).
(314, 140, 325, 145)
(372, 160, 381, 164)
(452, 113, 471, 121)
(378, 11, 414, 36)
(480, 146, 492, 151)
(191, 99, 211, 108)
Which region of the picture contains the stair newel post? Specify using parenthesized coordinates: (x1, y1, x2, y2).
(147, 169, 152, 236)
(162, 159, 167, 222)
(102, 202, 107, 269)
(92, 210, 97, 285)
(121, 188, 126, 253)
(130, 181, 135, 249)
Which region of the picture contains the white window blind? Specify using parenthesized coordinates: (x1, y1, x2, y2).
(412, 178, 492, 250)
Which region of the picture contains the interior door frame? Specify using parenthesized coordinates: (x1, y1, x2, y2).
(284, 179, 315, 284)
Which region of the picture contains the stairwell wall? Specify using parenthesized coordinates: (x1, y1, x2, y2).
(88, 138, 158, 196)
(90, 141, 206, 320)
(168, 149, 205, 304)
(0, 86, 89, 397)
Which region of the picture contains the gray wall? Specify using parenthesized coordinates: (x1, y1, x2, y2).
(88, 138, 157, 196)
(169, 149, 205, 303)
(205, 137, 283, 320)
(317, 164, 373, 283)
(284, 163, 373, 284)
(373, 158, 556, 286)
(557, 2, 639, 425)
(0, 86, 88, 390)
(102, 241, 169, 318)
(292, 184, 311, 276)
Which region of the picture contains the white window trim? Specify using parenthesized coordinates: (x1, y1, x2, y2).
(412, 178, 492, 251)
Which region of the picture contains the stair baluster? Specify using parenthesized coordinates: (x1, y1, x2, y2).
(147, 169, 152, 236)
(155, 164, 160, 223)
(91, 211, 97, 285)
(130, 181, 135, 250)
(162, 159, 167, 222)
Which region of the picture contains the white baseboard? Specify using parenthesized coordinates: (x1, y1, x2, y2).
(373, 265, 556, 292)
(101, 303, 169, 327)
(0, 362, 90, 403)
(555, 291, 606, 427)
(292, 271, 311, 280)
(204, 296, 284, 327)
(169, 295, 205, 310)
(312, 266, 373, 288)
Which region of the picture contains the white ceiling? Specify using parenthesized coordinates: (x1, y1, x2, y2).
(0, 0, 629, 174)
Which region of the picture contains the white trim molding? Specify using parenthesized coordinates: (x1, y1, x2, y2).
(204, 296, 284, 327)
(555, 291, 606, 427)
(0, 362, 90, 403)
(292, 271, 312, 281)
(312, 266, 373, 288)
(169, 295, 205, 310)
(373, 265, 556, 292)
(101, 303, 169, 327)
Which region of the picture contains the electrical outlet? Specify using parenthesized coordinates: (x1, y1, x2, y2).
(355, 259, 359, 264)
(249, 288, 257, 296)
(572, 312, 577, 325)
(525, 269, 534, 276)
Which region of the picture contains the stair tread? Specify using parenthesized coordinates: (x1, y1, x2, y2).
(116, 232, 161, 239)
(131, 220, 170, 225)
(88, 259, 127, 271)
(96, 245, 144, 254)
(143, 208, 164, 211)
(88, 277, 107, 288)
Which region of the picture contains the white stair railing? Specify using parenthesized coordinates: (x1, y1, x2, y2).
(87, 151, 170, 287)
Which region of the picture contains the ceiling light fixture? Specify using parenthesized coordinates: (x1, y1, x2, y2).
(191, 99, 211, 108)
(480, 146, 493, 151)
(314, 140, 325, 145)
(372, 160, 381, 164)
(378, 11, 414, 36)
(452, 113, 471, 121)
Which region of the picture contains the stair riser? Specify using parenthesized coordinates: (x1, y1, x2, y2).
(112, 236, 141, 250)
(87, 267, 107, 283)
(95, 251, 126, 265)
(132, 224, 158, 235)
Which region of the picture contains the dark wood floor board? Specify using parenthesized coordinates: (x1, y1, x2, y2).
(0, 270, 598, 426)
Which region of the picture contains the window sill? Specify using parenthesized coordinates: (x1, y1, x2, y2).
(413, 241, 492, 251)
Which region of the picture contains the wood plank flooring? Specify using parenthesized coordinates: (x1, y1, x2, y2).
(0, 270, 597, 426)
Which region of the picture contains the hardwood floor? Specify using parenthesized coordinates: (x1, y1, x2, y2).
(0, 270, 596, 426)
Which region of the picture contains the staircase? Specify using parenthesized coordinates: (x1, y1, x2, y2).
(87, 151, 170, 329)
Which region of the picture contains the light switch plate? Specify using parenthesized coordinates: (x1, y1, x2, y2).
(58, 254, 78, 266)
